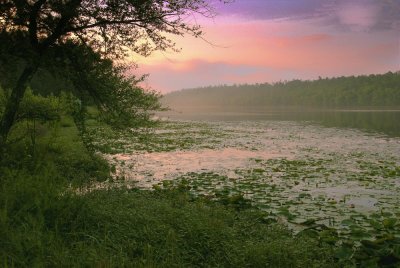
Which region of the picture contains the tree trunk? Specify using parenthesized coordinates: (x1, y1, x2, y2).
(0, 63, 39, 150)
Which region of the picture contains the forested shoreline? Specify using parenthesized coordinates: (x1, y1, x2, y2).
(163, 72, 400, 109)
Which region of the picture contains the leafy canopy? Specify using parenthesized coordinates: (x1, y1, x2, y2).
(0, 0, 227, 58)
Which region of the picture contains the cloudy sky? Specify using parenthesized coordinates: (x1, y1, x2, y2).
(132, 0, 400, 93)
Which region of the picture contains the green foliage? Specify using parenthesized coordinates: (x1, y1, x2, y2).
(61, 43, 162, 128)
(1, 92, 110, 185)
(164, 72, 400, 109)
(16, 88, 60, 123)
(53, 152, 110, 184)
(0, 32, 162, 148)
(0, 32, 163, 128)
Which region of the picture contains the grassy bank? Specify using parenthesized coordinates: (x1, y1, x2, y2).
(0, 178, 337, 267)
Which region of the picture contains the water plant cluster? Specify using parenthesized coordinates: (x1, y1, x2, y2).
(104, 120, 400, 267)
(88, 121, 227, 154)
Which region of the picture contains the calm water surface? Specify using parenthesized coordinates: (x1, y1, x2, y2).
(105, 110, 400, 234)
(161, 110, 400, 137)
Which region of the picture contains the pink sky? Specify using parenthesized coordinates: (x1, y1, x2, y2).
(129, 0, 400, 93)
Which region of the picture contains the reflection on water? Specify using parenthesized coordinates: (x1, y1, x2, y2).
(104, 118, 400, 235)
(159, 109, 400, 137)
(106, 148, 290, 185)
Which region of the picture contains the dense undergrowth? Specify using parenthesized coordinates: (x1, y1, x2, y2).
(0, 166, 337, 267)
(0, 178, 337, 267)
(0, 112, 340, 267)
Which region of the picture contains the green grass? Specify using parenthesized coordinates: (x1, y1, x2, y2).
(0, 172, 337, 267)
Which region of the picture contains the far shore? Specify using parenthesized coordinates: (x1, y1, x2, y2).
(158, 106, 400, 115)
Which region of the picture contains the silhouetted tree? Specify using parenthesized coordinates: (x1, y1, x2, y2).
(0, 0, 228, 147)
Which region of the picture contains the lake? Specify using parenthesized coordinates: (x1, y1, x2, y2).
(100, 109, 400, 247)
(159, 109, 400, 137)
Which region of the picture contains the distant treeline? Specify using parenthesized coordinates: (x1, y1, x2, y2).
(163, 72, 400, 109)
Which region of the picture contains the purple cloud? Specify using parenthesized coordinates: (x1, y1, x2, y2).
(215, 0, 400, 31)
(215, 0, 329, 20)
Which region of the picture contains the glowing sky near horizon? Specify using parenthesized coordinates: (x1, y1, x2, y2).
(132, 0, 400, 93)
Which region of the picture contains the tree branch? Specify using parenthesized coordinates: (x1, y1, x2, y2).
(28, 0, 47, 47)
(39, 0, 82, 51)
(67, 12, 175, 33)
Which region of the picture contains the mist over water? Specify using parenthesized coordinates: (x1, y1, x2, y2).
(161, 72, 400, 136)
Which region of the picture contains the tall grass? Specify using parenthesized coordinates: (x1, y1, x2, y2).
(0, 173, 337, 267)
